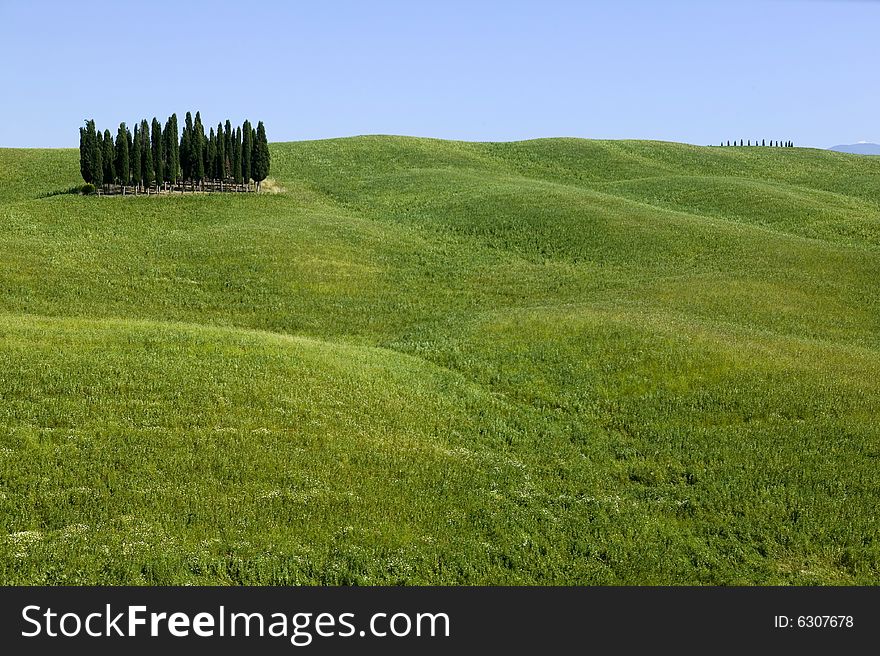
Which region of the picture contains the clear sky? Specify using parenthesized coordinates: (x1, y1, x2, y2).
(0, 0, 877, 148)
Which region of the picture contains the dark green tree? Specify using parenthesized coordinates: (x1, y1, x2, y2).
(91, 123, 103, 188)
(233, 126, 242, 184)
(241, 119, 252, 184)
(224, 119, 233, 178)
(181, 111, 193, 183)
(141, 119, 154, 189)
(162, 117, 173, 183)
(131, 124, 142, 190)
(115, 123, 130, 187)
(102, 129, 115, 184)
(82, 120, 103, 188)
(207, 128, 217, 180)
(215, 122, 225, 180)
(251, 121, 270, 191)
(193, 111, 206, 185)
(169, 113, 180, 183)
(79, 126, 89, 183)
(151, 118, 164, 186)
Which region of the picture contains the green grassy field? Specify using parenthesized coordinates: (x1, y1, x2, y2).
(1, 136, 878, 584)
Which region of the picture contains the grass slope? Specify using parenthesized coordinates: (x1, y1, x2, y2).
(1, 137, 879, 584)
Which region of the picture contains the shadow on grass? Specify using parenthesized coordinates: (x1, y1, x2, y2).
(38, 185, 87, 199)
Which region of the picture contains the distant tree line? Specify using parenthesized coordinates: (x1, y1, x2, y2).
(79, 112, 271, 194)
(718, 139, 794, 147)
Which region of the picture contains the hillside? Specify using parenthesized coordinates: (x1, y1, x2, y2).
(1, 137, 879, 584)
(830, 143, 880, 156)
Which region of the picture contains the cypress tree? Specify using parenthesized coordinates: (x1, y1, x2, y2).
(181, 112, 193, 183)
(79, 126, 89, 183)
(193, 111, 206, 185)
(207, 128, 217, 181)
(102, 129, 115, 184)
(82, 127, 95, 184)
(131, 124, 142, 191)
(241, 119, 252, 184)
(215, 122, 225, 181)
(251, 121, 270, 191)
(84, 120, 102, 188)
(162, 118, 173, 183)
(115, 123, 130, 188)
(151, 118, 163, 186)
(170, 113, 180, 183)
(93, 139, 103, 189)
(233, 126, 242, 184)
(90, 122, 103, 188)
(224, 120, 233, 178)
(141, 119, 154, 190)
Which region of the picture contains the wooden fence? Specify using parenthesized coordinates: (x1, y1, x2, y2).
(96, 181, 256, 196)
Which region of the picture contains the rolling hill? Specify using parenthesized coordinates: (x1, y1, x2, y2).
(829, 143, 880, 156)
(1, 137, 879, 584)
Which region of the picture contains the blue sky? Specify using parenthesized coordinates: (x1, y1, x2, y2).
(0, 0, 877, 148)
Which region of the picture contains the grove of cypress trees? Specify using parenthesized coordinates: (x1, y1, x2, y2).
(241, 119, 252, 184)
(78, 112, 268, 194)
(251, 121, 270, 191)
(102, 129, 116, 184)
(115, 123, 130, 188)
